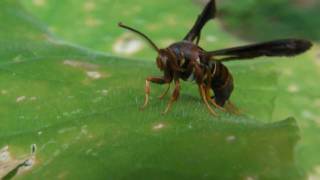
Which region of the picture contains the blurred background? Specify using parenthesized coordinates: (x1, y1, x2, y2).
(1, 0, 320, 179)
(21, 0, 320, 59)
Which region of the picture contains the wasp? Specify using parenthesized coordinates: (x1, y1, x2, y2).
(119, 0, 312, 116)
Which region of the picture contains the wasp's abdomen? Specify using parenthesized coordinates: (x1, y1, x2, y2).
(211, 62, 234, 106)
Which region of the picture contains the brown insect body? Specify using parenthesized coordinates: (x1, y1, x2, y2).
(119, 0, 312, 116)
(157, 40, 233, 107)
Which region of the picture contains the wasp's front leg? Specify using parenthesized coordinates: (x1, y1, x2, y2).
(162, 79, 180, 114)
(141, 76, 171, 110)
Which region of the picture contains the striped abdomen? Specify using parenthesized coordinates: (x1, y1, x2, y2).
(210, 62, 234, 106)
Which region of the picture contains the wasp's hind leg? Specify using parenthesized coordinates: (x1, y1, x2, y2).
(199, 84, 218, 116)
(204, 85, 226, 112)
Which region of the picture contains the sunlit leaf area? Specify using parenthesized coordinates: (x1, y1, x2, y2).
(0, 0, 319, 179)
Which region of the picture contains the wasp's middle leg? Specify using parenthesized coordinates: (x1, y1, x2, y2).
(158, 83, 171, 99)
(162, 79, 180, 114)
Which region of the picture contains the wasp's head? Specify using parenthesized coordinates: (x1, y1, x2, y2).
(156, 49, 171, 71)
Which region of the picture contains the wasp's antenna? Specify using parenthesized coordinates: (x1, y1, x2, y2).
(118, 22, 160, 53)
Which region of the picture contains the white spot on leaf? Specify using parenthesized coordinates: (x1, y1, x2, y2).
(83, 1, 96, 12)
(32, 0, 46, 7)
(287, 84, 300, 93)
(302, 110, 315, 119)
(16, 96, 26, 103)
(0, 145, 36, 178)
(226, 135, 236, 142)
(63, 60, 98, 70)
(1, 90, 8, 95)
(86, 71, 102, 79)
(113, 33, 143, 55)
(30, 97, 37, 101)
(206, 35, 217, 42)
(153, 123, 165, 130)
(101, 89, 108, 96)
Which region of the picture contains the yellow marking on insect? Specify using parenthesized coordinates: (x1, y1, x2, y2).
(196, 57, 201, 64)
(180, 58, 185, 66)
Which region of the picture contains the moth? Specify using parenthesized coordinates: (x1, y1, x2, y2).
(119, 0, 312, 116)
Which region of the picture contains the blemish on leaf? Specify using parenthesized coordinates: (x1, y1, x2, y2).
(58, 127, 77, 134)
(153, 123, 165, 130)
(16, 96, 26, 103)
(30, 97, 37, 101)
(0, 145, 36, 179)
(57, 171, 69, 179)
(244, 176, 257, 180)
(308, 165, 320, 180)
(82, 126, 88, 133)
(226, 135, 236, 143)
(205, 35, 217, 43)
(101, 89, 109, 96)
(53, 150, 61, 157)
(282, 68, 293, 76)
(84, 17, 102, 27)
(146, 23, 161, 31)
(287, 84, 300, 93)
(314, 99, 320, 108)
(63, 60, 98, 70)
(0, 146, 10, 162)
(1, 90, 8, 95)
(83, 1, 96, 12)
(86, 149, 93, 155)
(86, 71, 102, 79)
(301, 110, 315, 119)
(113, 33, 143, 55)
(92, 97, 103, 103)
(32, 0, 46, 7)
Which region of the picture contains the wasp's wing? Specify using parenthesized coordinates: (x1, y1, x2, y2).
(207, 39, 312, 62)
(183, 0, 216, 44)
